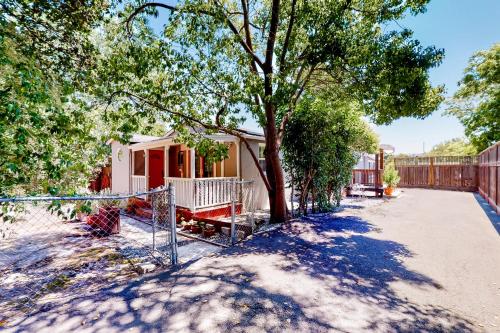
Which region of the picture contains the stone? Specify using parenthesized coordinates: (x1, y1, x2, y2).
(221, 226, 231, 236)
(136, 262, 156, 274)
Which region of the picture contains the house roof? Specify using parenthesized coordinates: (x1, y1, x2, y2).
(130, 134, 161, 143)
(127, 127, 265, 151)
(106, 134, 161, 145)
(380, 144, 395, 153)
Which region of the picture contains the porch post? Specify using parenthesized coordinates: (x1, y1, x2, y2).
(130, 150, 134, 193)
(190, 149, 196, 179)
(145, 149, 149, 191)
(190, 148, 196, 212)
(236, 140, 240, 179)
(164, 145, 169, 185)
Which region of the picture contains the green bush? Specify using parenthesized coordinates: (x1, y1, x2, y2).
(383, 165, 400, 188)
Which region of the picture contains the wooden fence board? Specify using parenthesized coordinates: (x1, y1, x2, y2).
(477, 142, 500, 214)
(395, 163, 478, 192)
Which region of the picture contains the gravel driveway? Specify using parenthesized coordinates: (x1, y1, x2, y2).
(6, 189, 500, 332)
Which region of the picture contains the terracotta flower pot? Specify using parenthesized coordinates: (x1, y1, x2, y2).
(87, 214, 100, 228)
(98, 207, 121, 234)
(203, 228, 215, 238)
(384, 187, 394, 196)
(191, 225, 202, 234)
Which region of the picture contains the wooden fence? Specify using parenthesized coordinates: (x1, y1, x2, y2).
(394, 156, 479, 192)
(393, 142, 499, 214)
(478, 142, 499, 214)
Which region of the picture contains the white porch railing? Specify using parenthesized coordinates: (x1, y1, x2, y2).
(165, 177, 238, 210)
(132, 175, 147, 193)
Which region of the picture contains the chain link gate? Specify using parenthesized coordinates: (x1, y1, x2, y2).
(150, 184, 178, 264)
(0, 186, 177, 324)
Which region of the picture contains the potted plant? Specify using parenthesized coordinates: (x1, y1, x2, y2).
(383, 165, 400, 196)
(75, 200, 92, 222)
(177, 216, 185, 228)
(190, 221, 202, 234)
(183, 219, 195, 231)
(97, 190, 122, 234)
(203, 224, 216, 238)
(180, 219, 190, 230)
(86, 200, 101, 227)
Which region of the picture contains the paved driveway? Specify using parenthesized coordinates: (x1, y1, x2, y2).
(8, 189, 500, 332)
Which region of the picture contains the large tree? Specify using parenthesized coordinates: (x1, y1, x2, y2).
(102, 0, 444, 222)
(446, 43, 500, 152)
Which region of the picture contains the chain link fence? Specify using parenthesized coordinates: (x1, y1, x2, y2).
(0, 186, 177, 321)
(177, 180, 257, 247)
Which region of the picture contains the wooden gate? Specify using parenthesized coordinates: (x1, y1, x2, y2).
(394, 156, 479, 192)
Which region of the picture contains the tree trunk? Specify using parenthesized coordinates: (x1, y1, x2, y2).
(265, 137, 287, 223)
(263, 101, 287, 223)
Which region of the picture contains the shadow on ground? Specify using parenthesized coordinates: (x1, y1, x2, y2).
(474, 193, 500, 235)
(7, 214, 477, 333)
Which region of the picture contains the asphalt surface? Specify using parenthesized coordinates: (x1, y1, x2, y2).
(7, 189, 500, 332)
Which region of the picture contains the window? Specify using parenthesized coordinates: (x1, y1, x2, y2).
(133, 151, 145, 176)
(177, 151, 184, 166)
(258, 143, 266, 171)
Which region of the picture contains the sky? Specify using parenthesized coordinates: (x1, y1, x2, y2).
(149, 0, 499, 154)
(371, 0, 500, 154)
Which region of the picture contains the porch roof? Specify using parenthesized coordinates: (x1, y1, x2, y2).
(128, 128, 264, 151)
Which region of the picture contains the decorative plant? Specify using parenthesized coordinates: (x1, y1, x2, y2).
(98, 189, 121, 209)
(203, 223, 216, 238)
(383, 165, 401, 188)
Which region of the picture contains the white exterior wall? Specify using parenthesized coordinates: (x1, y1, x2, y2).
(355, 153, 375, 169)
(240, 139, 269, 210)
(111, 141, 131, 194)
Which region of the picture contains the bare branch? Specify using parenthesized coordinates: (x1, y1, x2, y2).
(125, 2, 178, 36)
(264, 0, 281, 71)
(279, 0, 297, 73)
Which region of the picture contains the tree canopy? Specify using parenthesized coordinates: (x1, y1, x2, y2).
(100, 0, 444, 221)
(446, 43, 499, 152)
(425, 138, 477, 156)
(0, 1, 111, 196)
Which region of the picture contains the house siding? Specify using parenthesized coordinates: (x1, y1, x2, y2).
(241, 139, 269, 210)
(111, 141, 131, 194)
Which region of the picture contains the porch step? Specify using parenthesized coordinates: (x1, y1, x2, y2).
(194, 203, 242, 219)
(135, 207, 153, 219)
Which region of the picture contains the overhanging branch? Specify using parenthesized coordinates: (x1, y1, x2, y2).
(107, 90, 271, 191)
(125, 1, 265, 70)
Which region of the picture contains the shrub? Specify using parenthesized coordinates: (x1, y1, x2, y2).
(383, 165, 400, 188)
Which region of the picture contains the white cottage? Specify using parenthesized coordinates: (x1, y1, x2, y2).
(109, 129, 269, 212)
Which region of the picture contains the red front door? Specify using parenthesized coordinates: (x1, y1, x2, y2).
(148, 150, 164, 189)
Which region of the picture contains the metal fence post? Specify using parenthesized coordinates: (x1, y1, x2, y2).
(230, 179, 236, 245)
(250, 181, 255, 230)
(151, 193, 156, 252)
(168, 183, 178, 265)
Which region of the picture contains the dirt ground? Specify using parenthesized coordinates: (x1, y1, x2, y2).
(4, 189, 500, 332)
